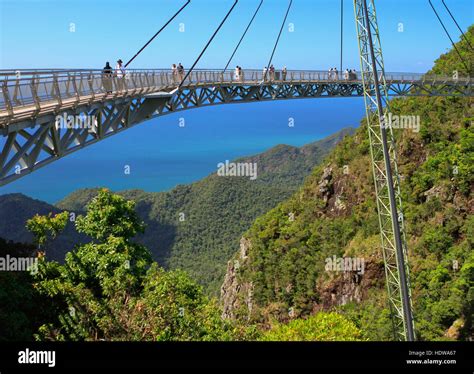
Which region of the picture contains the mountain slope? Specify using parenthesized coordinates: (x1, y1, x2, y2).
(220, 26, 474, 340)
(58, 128, 353, 295)
(0, 128, 353, 295)
(0, 194, 84, 259)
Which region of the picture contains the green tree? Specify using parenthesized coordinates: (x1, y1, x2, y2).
(260, 312, 363, 341)
(26, 211, 69, 248)
(29, 189, 233, 341)
(123, 265, 234, 341)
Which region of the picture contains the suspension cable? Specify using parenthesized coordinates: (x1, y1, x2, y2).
(263, 0, 293, 81)
(125, 0, 191, 68)
(179, 0, 238, 88)
(223, 0, 264, 72)
(428, 0, 470, 72)
(340, 0, 344, 73)
(441, 0, 473, 51)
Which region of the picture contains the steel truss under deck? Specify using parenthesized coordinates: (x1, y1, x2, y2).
(4, 74, 470, 187)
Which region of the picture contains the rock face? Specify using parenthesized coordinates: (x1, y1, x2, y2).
(220, 237, 253, 320)
(334, 195, 346, 211)
(424, 185, 448, 202)
(445, 318, 464, 340)
(316, 165, 348, 214)
(220, 234, 385, 320)
(318, 166, 333, 205)
(318, 259, 384, 310)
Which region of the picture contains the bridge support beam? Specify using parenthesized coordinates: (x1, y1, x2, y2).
(354, 0, 416, 341)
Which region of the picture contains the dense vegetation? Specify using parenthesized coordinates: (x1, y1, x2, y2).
(0, 190, 360, 341)
(0, 129, 351, 296)
(260, 312, 363, 341)
(0, 239, 49, 341)
(222, 26, 474, 341)
(27, 190, 236, 341)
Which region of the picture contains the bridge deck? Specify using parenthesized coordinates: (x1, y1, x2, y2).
(1, 69, 471, 126)
(0, 68, 472, 186)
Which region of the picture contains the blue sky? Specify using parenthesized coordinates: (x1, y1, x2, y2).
(0, 0, 473, 72)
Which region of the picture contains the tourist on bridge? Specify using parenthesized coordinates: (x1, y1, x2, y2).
(343, 69, 349, 80)
(269, 65, 275, 81)
(282, 66, 287, 81)
(262, 66, 268, 82)
(102, 61, 113, 93)
(328, 68, 333, 80)
(115, 59, 126, 91)
(334, 67, 339, 80)
(172, 64, 178, 84)
(233, 66, 243, 82)
(177, 63, 185, 81)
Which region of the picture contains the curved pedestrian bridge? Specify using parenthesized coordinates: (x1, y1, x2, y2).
(0, 68, 472, 186)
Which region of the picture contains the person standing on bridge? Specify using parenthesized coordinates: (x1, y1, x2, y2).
(343, 69, 349, 80)
(282, 66, 287, 81)
(102, 62, 113, 93)
(177, 63, 184, 82)
(269, 65, 275, 81)
(115, 59, 126, 91)
(172, 64, 178, 84)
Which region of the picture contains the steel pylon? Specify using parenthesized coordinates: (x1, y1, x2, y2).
(353, 0, 416, 341)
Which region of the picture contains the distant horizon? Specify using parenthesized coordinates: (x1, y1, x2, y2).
(0, 96, 361, 204)
(0, 125, 355, 205)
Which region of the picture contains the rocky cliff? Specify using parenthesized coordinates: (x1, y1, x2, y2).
(219, 28, 474, 339)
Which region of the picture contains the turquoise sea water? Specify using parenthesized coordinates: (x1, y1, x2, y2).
(0, 98, 366, 203)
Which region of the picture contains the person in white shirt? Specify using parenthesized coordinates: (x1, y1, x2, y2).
(115, 59, 126, 90)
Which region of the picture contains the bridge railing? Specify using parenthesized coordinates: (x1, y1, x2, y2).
(0, 69, 178, 114)
(0, 68, 470, 116)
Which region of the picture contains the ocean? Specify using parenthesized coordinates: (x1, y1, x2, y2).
(0, 97, 366, 204)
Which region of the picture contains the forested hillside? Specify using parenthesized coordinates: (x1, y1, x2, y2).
(0, 129, 352, 295)
(0, 189, 361, 342)
(221, 26, 474, 341)
(63, 129, 352, 295)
